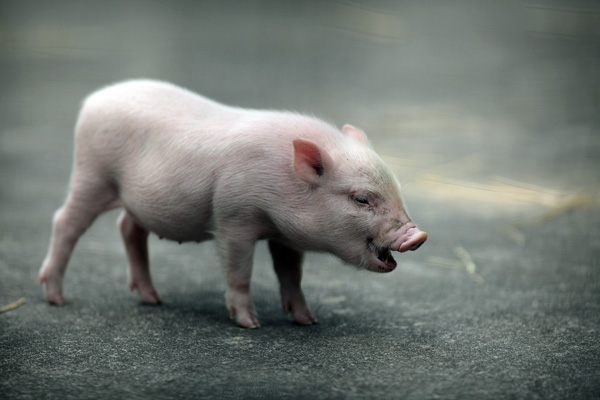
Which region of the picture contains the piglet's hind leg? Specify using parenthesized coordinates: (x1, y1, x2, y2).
(39, 205, 86, 304)
(39, 185, 117, 304)
(118, 210, 162, 304)
(269, 240, 316, 325)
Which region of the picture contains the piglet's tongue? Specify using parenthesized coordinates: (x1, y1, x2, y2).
(396, 227, 428, 253)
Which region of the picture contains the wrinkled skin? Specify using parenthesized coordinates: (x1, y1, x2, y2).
(39, 80, 427, 328)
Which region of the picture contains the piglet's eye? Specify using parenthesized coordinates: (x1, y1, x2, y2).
(352, 196, 369, 206)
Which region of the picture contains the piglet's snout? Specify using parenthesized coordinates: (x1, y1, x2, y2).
(393, 226, 428, 253)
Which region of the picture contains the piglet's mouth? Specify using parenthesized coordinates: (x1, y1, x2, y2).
(368, 241, 398, 272)
(377, 247, 397, 270)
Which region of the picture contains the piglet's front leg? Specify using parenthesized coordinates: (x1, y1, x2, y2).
(219, 228, 260, 329)
(269, 240, 317, 325)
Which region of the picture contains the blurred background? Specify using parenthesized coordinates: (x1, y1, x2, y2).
(1, 1, 599, 398)
(1, 0, 598, 229)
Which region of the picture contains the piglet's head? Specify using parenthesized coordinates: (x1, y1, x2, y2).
(292, 124, 427, 273)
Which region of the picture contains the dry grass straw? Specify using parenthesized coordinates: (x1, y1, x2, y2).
(0, 298, 26, 314)
(427, 247, 485, 285)
(384, 154, 598, 217)
(384, 153, 599, 283)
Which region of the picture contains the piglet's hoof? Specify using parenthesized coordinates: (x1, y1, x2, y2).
(39, 274, 66, 305)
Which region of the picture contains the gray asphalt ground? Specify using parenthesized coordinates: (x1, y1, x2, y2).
(1, 1, 599, 399)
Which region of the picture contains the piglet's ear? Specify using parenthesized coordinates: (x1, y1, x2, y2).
(293, 139, 330, 185)
(342, 124, 370, 147)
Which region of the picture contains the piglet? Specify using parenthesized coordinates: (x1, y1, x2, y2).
(39, 80, 427, 328)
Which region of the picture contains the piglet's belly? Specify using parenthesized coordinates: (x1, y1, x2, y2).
(124, 204, 215, 243)
(141, 217, 215, 243)
(116, 176, 217, 242)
